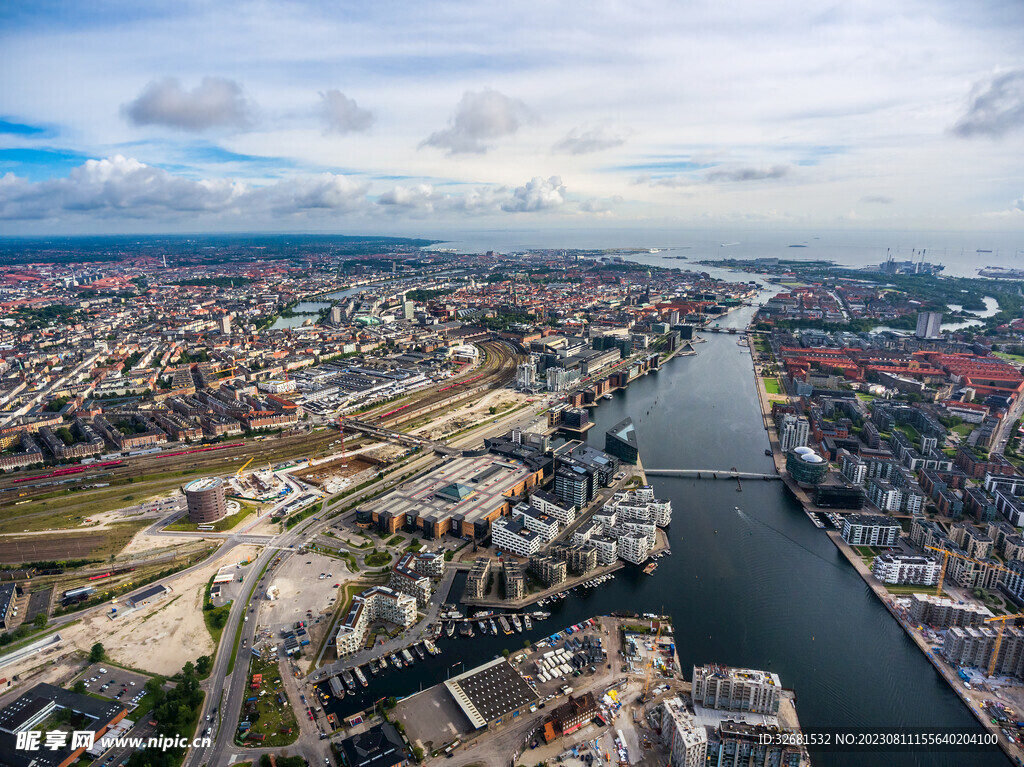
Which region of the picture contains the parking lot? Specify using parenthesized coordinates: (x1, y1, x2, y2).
(510, 617, 614, 700)
(75, 662, 154, 710)
(259, 551, 352, 656)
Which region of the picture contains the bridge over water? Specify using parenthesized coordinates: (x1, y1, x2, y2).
(645, 468, 781, 480)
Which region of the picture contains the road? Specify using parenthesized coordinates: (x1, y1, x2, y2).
(187, 345, 547, 766)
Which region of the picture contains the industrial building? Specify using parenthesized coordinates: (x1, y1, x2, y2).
(0, 584, 19, 631)
(443, 658, 539, 730)
(183, 476, 228, 523)
(365, 453, 543, 539)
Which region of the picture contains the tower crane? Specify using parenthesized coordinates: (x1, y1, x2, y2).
(925, 545, 1014, 597)
(984, 612, 1024, 678)
(641, 619, 664, 701)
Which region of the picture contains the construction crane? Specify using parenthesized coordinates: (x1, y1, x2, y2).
(235, 456, 254, 478)
(926, 545, 1015, 597)
(640, 620, 664, 701)
(984, 613, 1024, 678)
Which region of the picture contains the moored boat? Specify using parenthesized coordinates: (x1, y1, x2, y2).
(354, 666, 368, 687)
(511, 614, 523, 632)
(524, 614, 533, 631)
(499, 616, 512, 634)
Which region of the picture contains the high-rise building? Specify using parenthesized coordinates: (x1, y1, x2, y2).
(330, 305, 344, 325)
(691, 665, 782, 715)
(915, 311, 943, 339)
(183, 477, 228, 523)
(777, 414, 810, 452)
(402, 300, 415, 320)
(659, 697, 707, 767)
(516, 361, 537, 391)
(219, 314, 232, 334)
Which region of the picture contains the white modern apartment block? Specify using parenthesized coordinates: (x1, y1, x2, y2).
(530, 489, 576, 526)
(691, 664, 782, 715)
(618, 531, 654, 564)
(605, 487, 673, 526)
(335, 586, 416, 657)
(871, 553, 941, 586)
(511, 503, 561, 542)
(777, 414, 810, 453)
(591, 535, 618, 565)
(660, 697, 707, 767)
(491, 516, 542, 558)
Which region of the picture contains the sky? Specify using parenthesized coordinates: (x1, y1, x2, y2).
(1, 0, 1023, 236)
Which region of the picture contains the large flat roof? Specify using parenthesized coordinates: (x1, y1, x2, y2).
(444, 658, 538, 729)
(368, 453, 536, 528)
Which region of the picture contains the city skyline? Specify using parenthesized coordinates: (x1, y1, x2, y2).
(1, 1, 1024, 234)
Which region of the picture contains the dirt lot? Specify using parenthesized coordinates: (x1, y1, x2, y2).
(41, 543, 262, 676)
(411, 389, 529, 442)
(259, 551, 360, 671)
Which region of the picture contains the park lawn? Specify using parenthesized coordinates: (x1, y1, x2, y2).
(166, 508, 254, 532)
(951, 423, 974, 438)
(762, 378, 782, 395)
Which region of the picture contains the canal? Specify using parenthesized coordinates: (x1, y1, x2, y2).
(319, 300, 1001, 765)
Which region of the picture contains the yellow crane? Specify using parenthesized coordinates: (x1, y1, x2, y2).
(984, 613, 1024, 678)
(235, 456, 254, 478)
(641, 620, 664, 700)
(925, 545, 1014, 597)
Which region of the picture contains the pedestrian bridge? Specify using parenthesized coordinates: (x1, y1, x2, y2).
(645, 469, 781, 480)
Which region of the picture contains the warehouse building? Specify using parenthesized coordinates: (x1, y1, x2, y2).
(443, 658, 539, 730)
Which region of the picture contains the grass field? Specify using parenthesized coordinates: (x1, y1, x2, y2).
(166, 508, 254, 533)
(762, 378, 782, 395)
(0, 519, 149, 566)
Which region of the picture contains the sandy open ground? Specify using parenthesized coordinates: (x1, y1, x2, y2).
(47, 543, 262, 676)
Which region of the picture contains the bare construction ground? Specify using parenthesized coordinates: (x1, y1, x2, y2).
(38, 543, 262, 676)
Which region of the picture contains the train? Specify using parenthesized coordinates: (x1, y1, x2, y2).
(13, 460, 124, 483)
(378, 403, 412, 419)
(437, 373, 486, 393)
(10, 442, 245, 485)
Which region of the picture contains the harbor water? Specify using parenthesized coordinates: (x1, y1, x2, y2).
(319, 300, 1002, 765)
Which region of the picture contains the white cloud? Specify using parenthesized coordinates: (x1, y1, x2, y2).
(377, 177, 566, 215)
(421, 89, 532, 154)
(319, 90, 374, 134)
(501, 176, 566, 212)
(554, 124, 628, 155)
(952, 69, 1024, 138)
(123, 77, 253, 131)
(860, 194, 894, 204)
(0, 156, 369, 221)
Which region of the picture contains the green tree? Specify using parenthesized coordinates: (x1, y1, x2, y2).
(73, 679, 87, 694)
(33, 613, 47, 629)
(89, 642, 105, 662)
(196, 655, 213, 676)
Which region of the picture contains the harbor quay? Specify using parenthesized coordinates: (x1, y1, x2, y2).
(317, 614, 809, 767)
(749, 320, 1024, 764)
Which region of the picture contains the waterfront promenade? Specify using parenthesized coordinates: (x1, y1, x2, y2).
(748, 320, 1021, 764)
